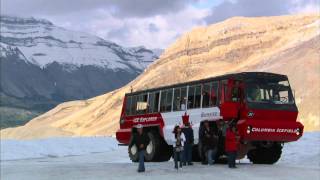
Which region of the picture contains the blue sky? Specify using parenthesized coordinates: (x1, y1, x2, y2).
(1, 0, 319, 48)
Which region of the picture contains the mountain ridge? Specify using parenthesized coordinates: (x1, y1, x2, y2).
(0, 15, 162, 129)
(0, 15, 162, 70)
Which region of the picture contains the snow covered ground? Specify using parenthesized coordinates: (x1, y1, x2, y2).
(1, 132, 319, 180)
(1, 137, 118, 161)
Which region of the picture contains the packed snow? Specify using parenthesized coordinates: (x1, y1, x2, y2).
(0, 137, 118, 161)
(1, 132, 319, 179)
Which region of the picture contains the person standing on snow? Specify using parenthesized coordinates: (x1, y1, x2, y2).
(225, 123, 239, 168)
(182, 122, 194, 165)
(129, 124, 150, 173)
(173, 125, 186, 169)
(202, 120, 218, 165)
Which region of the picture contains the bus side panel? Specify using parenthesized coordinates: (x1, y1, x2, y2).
(161, 107, 221, 146)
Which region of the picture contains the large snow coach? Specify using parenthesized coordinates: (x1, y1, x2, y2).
(116, 72, 303, 164)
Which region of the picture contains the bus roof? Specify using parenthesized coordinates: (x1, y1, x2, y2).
(126, 72, 288, 96)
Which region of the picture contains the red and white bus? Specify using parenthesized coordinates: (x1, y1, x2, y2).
(116, 72, 303, 164)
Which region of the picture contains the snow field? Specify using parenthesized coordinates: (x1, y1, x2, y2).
(1, 137, 117, 161)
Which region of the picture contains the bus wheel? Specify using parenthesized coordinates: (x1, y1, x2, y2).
(156, 136, 173, 162)
(128, 137, 139, 162)
(145, 132, 160, 162)
(157, 144, 172, 162)
(247, 143, 282, 164)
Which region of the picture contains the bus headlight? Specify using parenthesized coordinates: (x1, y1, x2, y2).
(295, 128, 300, 136)
(247, 126, 252, 134)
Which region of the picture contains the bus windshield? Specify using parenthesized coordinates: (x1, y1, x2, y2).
(246, 80, 294, 104)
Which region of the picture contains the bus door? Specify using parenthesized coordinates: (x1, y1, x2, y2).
(220, 79, 241, 120)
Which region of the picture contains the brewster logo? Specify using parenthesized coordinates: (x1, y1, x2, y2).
(201, 112, 218, 118)
(133, 117, 157, 123)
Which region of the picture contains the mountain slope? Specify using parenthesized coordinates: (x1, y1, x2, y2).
(0, 16, 161, 128)
(1, 14, 319, 139)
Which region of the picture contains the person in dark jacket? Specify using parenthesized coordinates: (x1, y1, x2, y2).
(225, 123, 239, 168)
(129, 124, 150, 172)
(217, 120, 227, 155)
(182, 122, 194, 165)
(202, 120, 218, 165)
(172, 125, 186, 169)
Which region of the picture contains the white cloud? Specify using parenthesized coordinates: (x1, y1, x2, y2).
(46, 5, 209, 49)
(1, 0, 319, 49)
(204, 0, 320, 24)
(109, 6, 209, 48)
(289, 0, 320, 14)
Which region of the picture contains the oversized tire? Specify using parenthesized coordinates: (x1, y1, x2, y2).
(145, 132, 161, 161)
(128, 132, 160, 162)
(247, 143, 282, 164)
(157, 140, 173, 162)
(128, 136, 139, 162)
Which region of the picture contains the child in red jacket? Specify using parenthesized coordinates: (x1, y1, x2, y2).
(225, 124, 238, 168)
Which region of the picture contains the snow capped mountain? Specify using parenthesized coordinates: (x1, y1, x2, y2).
(0, 15, 162, 129)
(0, 15, 161, 71)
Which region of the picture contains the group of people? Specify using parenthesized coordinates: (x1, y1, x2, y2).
(129, 120, 239, 173)
(173, 120, 239, 169)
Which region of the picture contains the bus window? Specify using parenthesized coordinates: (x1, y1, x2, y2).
(187, 86, 195, 109)
(166, 89, 173, 111)
(148, 92, 154, 113)
(130, 95, 138, 115)
(221, 80, 228, 103)
(173, 88, 181, 111)
(148, 91, 160, 113)
(211, 82, 218, 106)
(160, 90, 167, 112)
(202, 83, 211, 108)
(194, 85, 201, 108)
(154, 91, 160, 112)
(231, 87, 240, 102)
(125, 96, 132, 115)
(188, 85, 201, 109)
(181, 87, 187, 110)
(136, 94, 148, 114)
(202, 82, 219, 108)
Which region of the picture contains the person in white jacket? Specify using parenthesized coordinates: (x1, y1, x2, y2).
(172, 125, 186, 169)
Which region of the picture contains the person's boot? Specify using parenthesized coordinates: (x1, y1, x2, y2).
(179, 162, 183, 168)
(175, 162, 178, 169)
(201, 160, 208, 165)
(188, 162, 193, 166)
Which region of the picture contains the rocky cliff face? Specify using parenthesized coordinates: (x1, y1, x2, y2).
(0, 16, 161, 128)
(1, 14, 319, 139)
